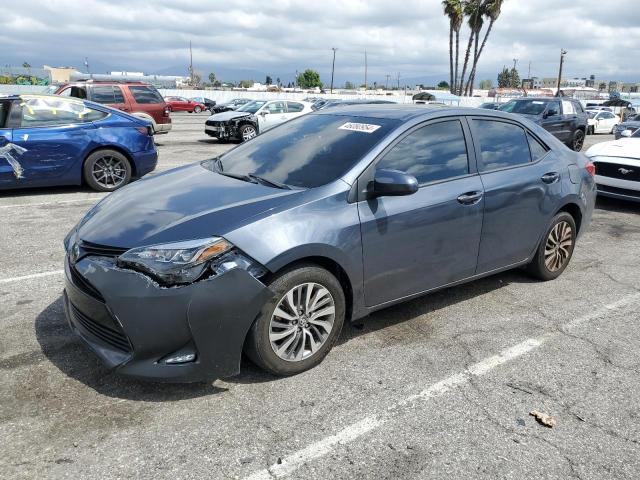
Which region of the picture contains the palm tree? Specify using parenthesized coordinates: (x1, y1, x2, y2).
(457, 0, 482, 95)
(442, 0, 463, 94)
(465, 0, 504, 95)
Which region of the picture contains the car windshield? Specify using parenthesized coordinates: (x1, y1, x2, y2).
(236, 101, 267, 113)
(499, 99, 548, 115)
(203, 113, 400, 188)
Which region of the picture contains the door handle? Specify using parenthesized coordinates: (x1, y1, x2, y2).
(541, 172, 560, 184)
(457, 191, 483, 205)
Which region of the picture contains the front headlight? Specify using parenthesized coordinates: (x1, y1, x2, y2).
(117, 237, 233, 285)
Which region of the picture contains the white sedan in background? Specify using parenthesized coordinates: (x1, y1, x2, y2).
(587, 110, 620, 135)
(205, 100, 314, 142)
(585, 129, 640, 202)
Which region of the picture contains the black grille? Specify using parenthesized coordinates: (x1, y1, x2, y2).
(69, 264, 105, 301)
(594, 162, 640, 182)
(78, 241, 128, 258)
(598, 184, 640, 198)
(206, 120, 225, 127)
(70, 303, 131, 353)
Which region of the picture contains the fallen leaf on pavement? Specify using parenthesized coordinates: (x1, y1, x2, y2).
(529, 410, 556, 428)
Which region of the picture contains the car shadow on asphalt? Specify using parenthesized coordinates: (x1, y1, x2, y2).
(595, 196, 640, 214)
(35, 297, 227, 401)
(36, 269, 536, 397)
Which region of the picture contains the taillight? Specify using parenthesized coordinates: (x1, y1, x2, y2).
(585, 161, 595, 177)
(163, 106, 170, 117)
(136, 126, 153, 136)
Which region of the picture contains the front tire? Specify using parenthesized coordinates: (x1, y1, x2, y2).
(83, 149, 132, 192)
(526, 212, 576, 281)
(239, 123, 258, 142)
(245, 265, 345, 376)
(194, 106, 202, 113)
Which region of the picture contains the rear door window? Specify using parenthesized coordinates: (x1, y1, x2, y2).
(286, 102, 305, 113)
(562, 101, 575, 115)
(128, 86, 164, 104)
(473, 120, 532, 171)
(90, 86, 116, 104)
(113, 87, 125, 103)
(377, 120, 469, 185)
(19, 97, 107, 127)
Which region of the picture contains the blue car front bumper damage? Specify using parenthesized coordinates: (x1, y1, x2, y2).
(63, 255, 272, 382)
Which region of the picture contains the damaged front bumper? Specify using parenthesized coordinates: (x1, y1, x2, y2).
(63, 254, 272, 382)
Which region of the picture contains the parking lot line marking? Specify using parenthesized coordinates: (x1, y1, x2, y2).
(0, 197, 103, 209)
(244, 292, 640, 480)
(0, 270, 64, 284)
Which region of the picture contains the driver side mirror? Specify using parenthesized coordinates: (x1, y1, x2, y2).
(259, 110, 269, 116)
(369, 169, 419, 198)
(544, 108, 558, 118)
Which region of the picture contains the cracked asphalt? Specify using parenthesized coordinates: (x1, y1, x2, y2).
(1, 113, 639, 479)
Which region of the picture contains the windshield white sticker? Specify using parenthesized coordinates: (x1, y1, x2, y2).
(339, 122, 381, 133)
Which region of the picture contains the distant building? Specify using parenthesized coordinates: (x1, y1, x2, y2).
(44, 65, 79, 83)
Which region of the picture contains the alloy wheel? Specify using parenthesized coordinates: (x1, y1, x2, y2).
(242, 126, 257, 141)
(544, 221, 573, 272)
(573, 130, 585, 151)
(92, 155, 127, 189)
(269, 282, 335, 362)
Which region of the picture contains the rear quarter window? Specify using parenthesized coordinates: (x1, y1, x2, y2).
(128, 86, 164, 104)
(90, 86, 116, 104)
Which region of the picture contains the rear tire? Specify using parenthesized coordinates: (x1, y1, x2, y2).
(526, 212, 576, 281)
(83, 149, 132, 192)
(194, 106, 202, 113)
(570, 129, 585, 151)
(245, 265, 345, 376)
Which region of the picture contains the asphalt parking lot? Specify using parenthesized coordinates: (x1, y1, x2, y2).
(1, 113, 639, 479)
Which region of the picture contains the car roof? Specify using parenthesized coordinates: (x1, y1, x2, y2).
(313, 104, 519, 121)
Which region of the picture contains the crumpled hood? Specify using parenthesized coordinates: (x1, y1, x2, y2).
(77, 163, 298, 248)
(206, 111, 252, 122)
(585, 138, 640, 159)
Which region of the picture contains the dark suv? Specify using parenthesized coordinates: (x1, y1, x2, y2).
(54, 81, 172, 134)
(499, 97, 588, 151)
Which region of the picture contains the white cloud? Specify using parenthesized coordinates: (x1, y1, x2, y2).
(2, 0, 639, 83)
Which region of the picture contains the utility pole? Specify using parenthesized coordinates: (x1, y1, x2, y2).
(364, 50, 368, 91)
(385, 74, 391, 90)
(330, 47, 337, 94)
(397, 72, 401, 90)
(84, 57, 90, 74)
(527, 61, 531, 79)
(556, 49, 567, 93)
(189, 41, 194, 85)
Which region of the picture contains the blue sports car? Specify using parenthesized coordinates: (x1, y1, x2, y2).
(0, 94, 158, 191)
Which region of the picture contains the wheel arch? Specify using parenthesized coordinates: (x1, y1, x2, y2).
(264, 254, 355, 323)
(81, 145, 137, 183)
(556, 201, 583, 234)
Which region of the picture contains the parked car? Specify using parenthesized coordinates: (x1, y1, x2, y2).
(63, 105, 595, 381)
(209, 98, 253, 113)
(587, 110, 619, 135)
(585, 128, 640, 202)
(499, 97, 588, 151)
(205, 100, 313, 142)
(54, 81, 171, 134)
(478, 102, 501, 110)
(614, 114, 640, 139)
(190, 97, 217, 111)
(164, 96, 206, 113)
(0, 95, 157, 191)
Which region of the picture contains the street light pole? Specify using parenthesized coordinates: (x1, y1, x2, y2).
(556, 49, 567, 94)
(330, 47, 337, 94)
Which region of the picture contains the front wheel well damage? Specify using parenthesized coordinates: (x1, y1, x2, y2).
(262, 256, 354, 323)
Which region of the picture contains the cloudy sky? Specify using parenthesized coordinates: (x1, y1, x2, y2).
(2, 0, 640, 84)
